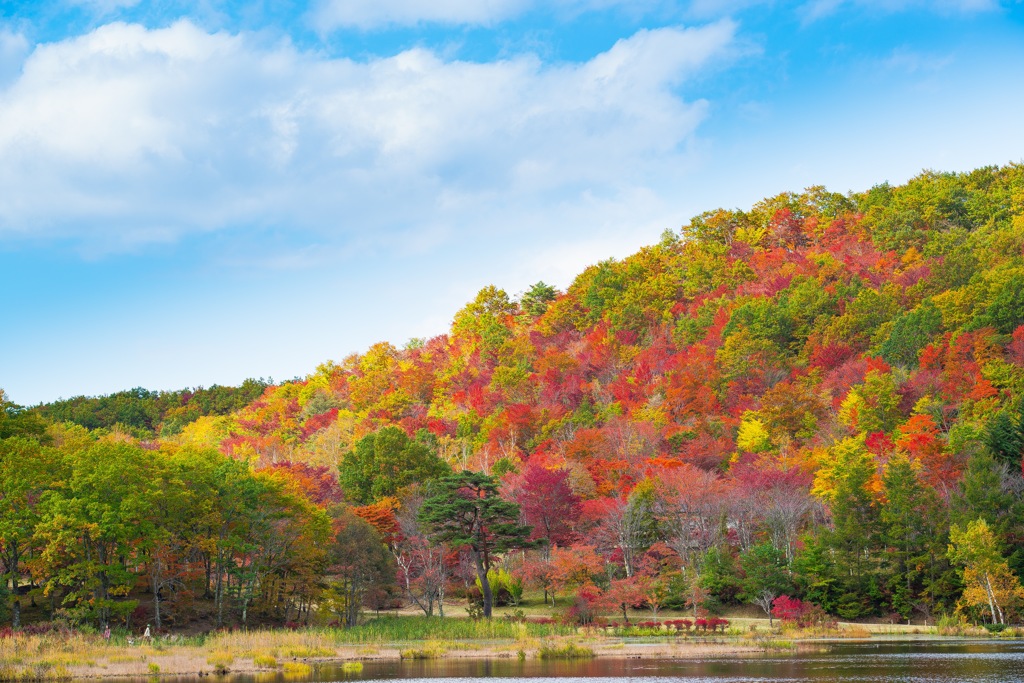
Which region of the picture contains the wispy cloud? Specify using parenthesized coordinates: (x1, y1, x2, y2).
(800, 0, 999, 22)
(309, 0, 531, 30)
(0, 19, 736, 255)
(881, 46, 954, 74)
(65, 0, 143, 15)
(308, 0, 673, 31)
(684, 0, 773, 20)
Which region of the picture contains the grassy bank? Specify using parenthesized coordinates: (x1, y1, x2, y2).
(0, 616, 1020, 681)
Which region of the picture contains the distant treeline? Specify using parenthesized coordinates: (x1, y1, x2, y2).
(31, 379, 271, 438)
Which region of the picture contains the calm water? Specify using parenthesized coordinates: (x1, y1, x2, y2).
(206, 640, 1024, 683)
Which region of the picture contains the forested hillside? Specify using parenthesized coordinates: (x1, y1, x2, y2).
(4, 164, 1024, 631)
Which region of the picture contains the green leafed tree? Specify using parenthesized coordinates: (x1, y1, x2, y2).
(740, 542, 792, 625)
(324, 509, 394, 627)
(520, 281, 558, 317)
(878, 300, 943, 368)
(0, 436, 56, 626)
(0, 389, 47, 441)
(34, 439, 156, 626)
(338, 426, 449, 505)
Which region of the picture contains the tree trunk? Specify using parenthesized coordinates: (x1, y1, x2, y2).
(474, 551, 493, 618)
(346, 581, 359, 628)
(151, 557, 163, 630)
(11, 568, 20, 629)
(983, 573, 1000, 625)
(397, 555, 432, 616)
(8, 546, 20, 629)
(204, 554, 213, 599)
(215, 551, 225, 628)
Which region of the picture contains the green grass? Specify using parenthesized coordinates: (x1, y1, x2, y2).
(252, 655, 278, 668)
(325, 616, 574, 643)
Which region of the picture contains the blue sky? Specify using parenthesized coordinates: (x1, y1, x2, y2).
(1, 0, 1023, 405)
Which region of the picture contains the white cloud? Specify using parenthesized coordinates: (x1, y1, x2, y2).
(0, 19, 736, 252)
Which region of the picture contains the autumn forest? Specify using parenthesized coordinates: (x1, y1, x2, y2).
(3, 164, 1024, 633)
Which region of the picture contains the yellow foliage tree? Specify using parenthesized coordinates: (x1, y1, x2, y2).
(948, 519, 1024, 625)
(736, 413, 773, 453)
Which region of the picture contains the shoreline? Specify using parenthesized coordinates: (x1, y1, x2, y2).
(4, 631, 1019, 681)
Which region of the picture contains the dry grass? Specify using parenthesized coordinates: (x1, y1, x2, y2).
(536, 642, 594, 660)
(399, 640, 451, 659)
(282, 646, 333, 658)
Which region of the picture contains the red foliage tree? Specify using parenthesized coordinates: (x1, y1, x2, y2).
(517, 463, 582, 548)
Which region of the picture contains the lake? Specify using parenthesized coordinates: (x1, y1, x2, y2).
(195, 640, 1024, 683)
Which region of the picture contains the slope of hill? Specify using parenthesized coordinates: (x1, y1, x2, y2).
(193, 165, 1024, 488)
(164, 163, 1024, 621)
(5, 164, 1024, 629)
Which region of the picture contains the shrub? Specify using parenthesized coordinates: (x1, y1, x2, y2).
(560, 586, 600, 626)
(473, 569, 523, 607)
(252, 655, 278, 668)
(400, 643, 447, 659)
(537, 643, 594, 659)
(707, 617, 730, 632)
(772, 595, 832, 628)
(667, 619, 693, 632)
(282, 662, 312, 676)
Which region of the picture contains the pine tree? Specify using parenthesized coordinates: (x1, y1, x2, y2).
(418, 471, 533, 618)
(880, 453, 930, 620)
(984, 400, 1024, 470)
